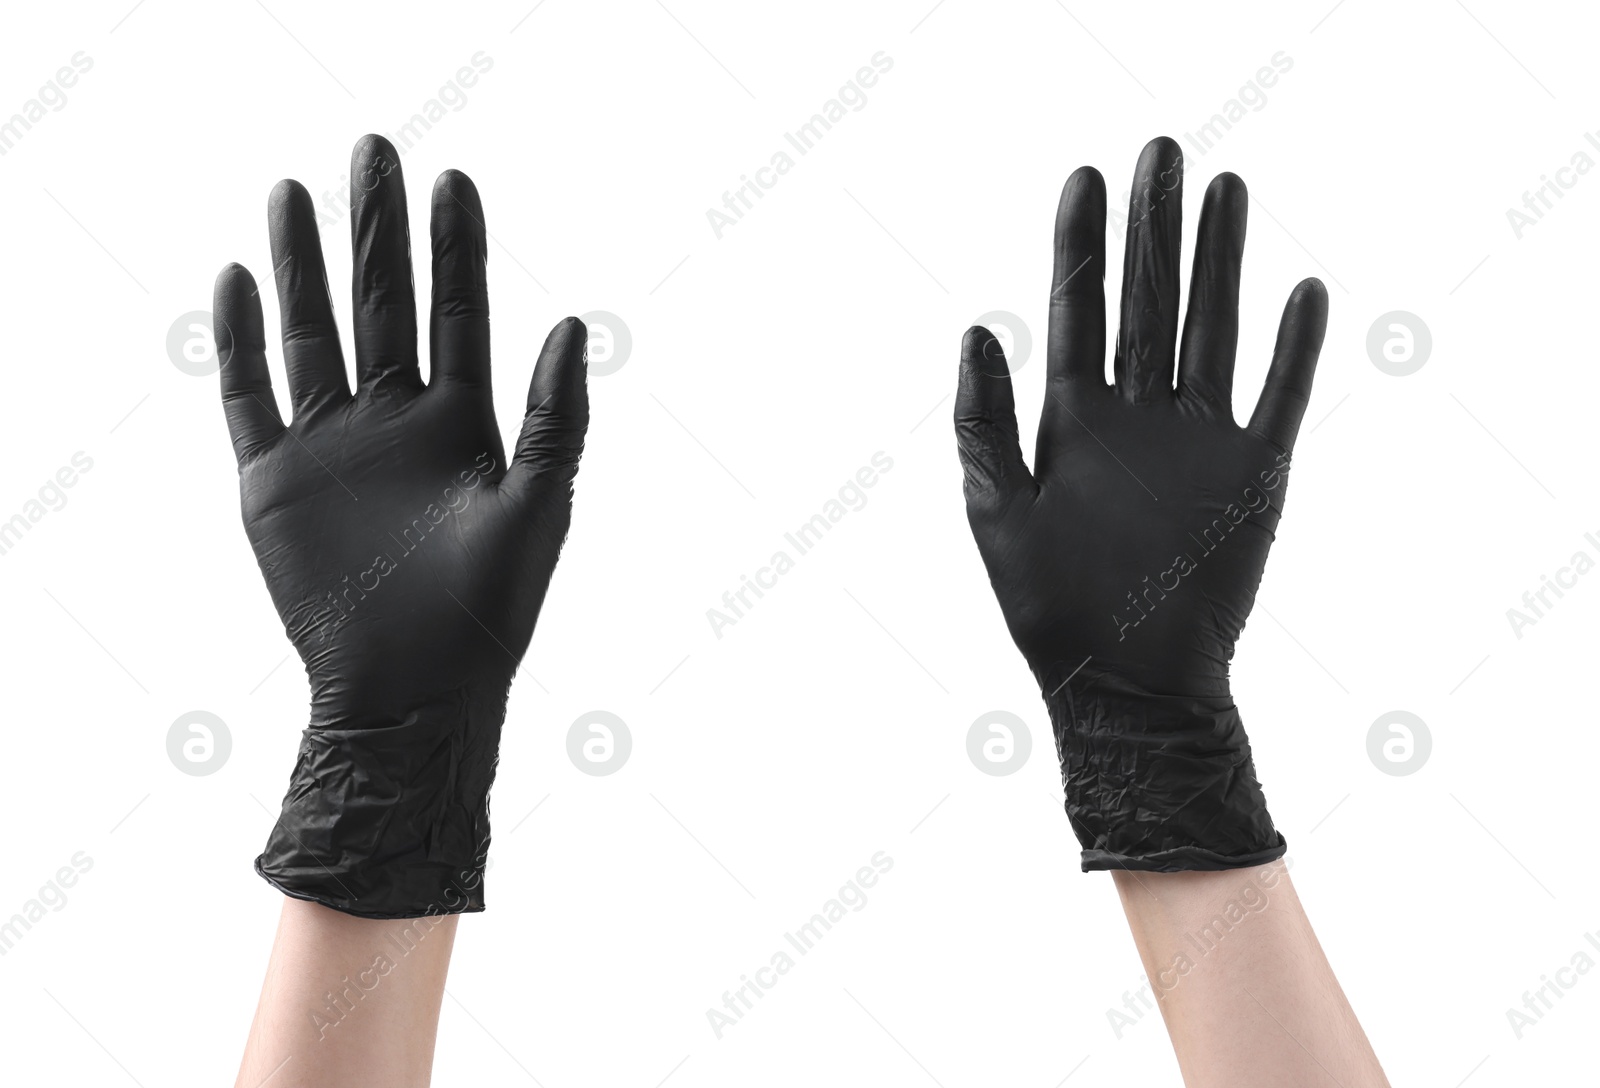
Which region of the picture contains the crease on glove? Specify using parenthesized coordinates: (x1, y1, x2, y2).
(1046, 663, 1285, 873)
(256, 687, 496, 919)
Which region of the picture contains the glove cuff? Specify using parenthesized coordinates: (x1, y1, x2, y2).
(256, 692, 499, 919)
(1042, 665, 1285, 873)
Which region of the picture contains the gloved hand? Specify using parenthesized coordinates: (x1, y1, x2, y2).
(956, 137, 1326, 872)
(213, 134, 588, 918)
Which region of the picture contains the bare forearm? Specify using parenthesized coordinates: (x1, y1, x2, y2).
(235, 899, 458, 1088)
(1112, 864, 1387, 1087)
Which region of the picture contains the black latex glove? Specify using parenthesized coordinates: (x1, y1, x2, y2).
(956, 137, 1326, 872)
(213, 135, 587, 918)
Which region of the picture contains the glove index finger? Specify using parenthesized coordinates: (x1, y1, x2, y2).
(429, 168, 490, 390)
(1047, 165, 1108, 387)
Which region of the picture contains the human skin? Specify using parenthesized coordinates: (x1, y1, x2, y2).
(1113, 865, 1388, 1086)
(234, 899, 458, 1088)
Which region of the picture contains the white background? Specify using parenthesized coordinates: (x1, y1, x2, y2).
(0, 1, 1594, 1084)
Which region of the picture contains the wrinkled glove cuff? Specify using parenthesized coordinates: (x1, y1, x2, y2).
(256, 699, 497, 919)
(1043, 666, 1285, 873)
